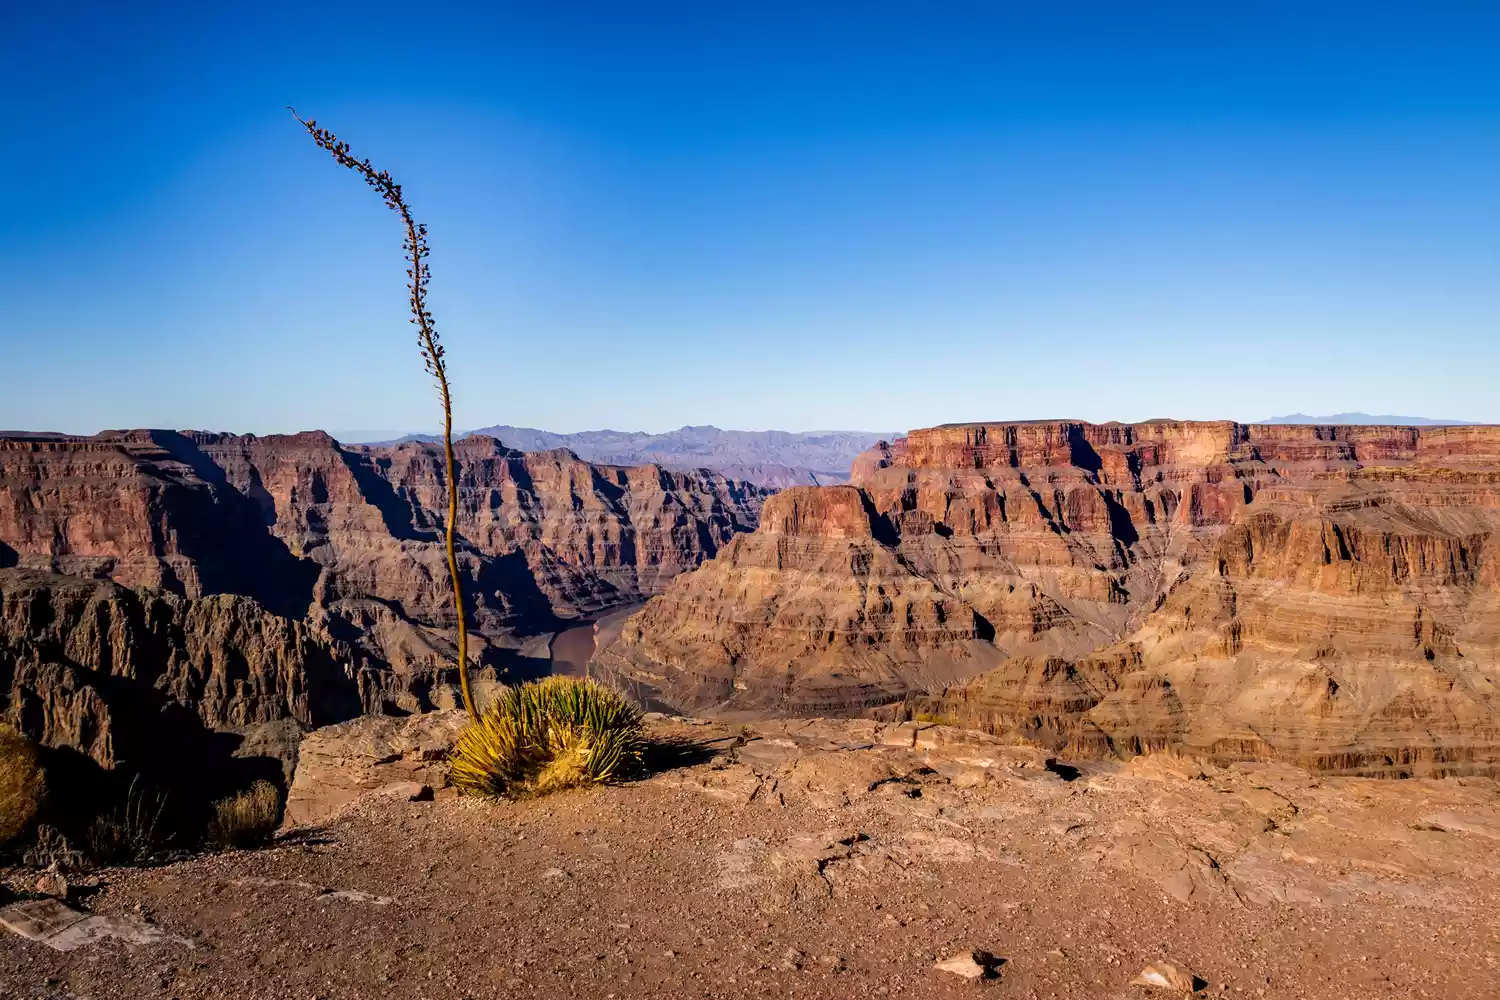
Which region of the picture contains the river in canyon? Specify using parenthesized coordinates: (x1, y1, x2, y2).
(547, 602, 647, 677)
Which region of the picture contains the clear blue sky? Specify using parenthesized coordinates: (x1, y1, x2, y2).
(3, 2, 1498, 437)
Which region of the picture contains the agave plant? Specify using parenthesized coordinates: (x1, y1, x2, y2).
(290, 110, 477, 720)
(449, 676, 645, 799)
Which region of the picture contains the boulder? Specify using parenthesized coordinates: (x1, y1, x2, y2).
(282, 711, 467, 827)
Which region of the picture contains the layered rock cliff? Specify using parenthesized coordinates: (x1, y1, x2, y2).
(596, 420, 1500, 775)
(607, 486, 1003, 713)
(0, 569, 361, 768)
(0, 430, 771, 757)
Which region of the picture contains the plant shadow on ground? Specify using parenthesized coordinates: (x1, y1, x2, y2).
(634, 733, 731, 778)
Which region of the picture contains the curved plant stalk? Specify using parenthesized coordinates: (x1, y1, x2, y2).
(290, 109, 476, 720)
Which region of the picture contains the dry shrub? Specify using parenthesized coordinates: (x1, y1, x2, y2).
(291, 110, 477, 720)
(208, 780, 282, 849)
(86, 776, 170, 865)
(449, 677, 643, 800)
(0, 723, 46, 845)
(23, 824, 85, 871)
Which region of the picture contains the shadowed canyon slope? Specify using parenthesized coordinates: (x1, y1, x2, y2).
(0, 429, 770, 763)
(595, 420, 1500, 775)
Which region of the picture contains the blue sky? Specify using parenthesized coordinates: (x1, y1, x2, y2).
(3, 2, 1498, 437)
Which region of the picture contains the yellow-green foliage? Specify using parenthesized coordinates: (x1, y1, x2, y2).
(0, 723, 46, 845)
(449, 676, 644, 799)
(208, 780, 281, 849)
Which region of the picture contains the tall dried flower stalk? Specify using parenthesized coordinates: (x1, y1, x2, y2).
(290, 109, 476, 720)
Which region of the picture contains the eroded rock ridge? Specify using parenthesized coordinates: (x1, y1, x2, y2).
(0, 429, 770, 759)
(596, 420, 1500, 775)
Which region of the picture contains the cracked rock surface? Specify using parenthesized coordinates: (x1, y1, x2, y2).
(2, 715, 1497, 998)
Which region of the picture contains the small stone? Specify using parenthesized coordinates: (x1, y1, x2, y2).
(935, 950, 1000, 981)
(374, 781, 433, 802)
(34, 871, 68, 899)
(1131, 962, 1200, 992)
(541, 868, 566, 879)
(1046, 948, 1067, 962)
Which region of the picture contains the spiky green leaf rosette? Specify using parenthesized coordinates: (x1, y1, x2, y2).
(449, 677, 644, 799)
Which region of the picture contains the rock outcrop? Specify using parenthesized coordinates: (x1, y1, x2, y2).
(596, 420, 1500, 775)
(11, 712, 1500, 997)
(0, 569, 360, 769)
(0, 430, 771, 758)
(283, 710, 467, 827)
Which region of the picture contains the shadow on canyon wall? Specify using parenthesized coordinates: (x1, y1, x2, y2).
(153, 432, 322, 620)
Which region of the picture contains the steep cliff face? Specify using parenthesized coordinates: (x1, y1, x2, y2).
(0, 569, 364, 769)
(0, 432, 318, 618)
(0, 430, 771, 756)
(597, 420, 1500, 775)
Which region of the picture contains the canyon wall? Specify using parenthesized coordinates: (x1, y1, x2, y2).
(0, 430, 771, 756)
(595, 420, 1500, 775)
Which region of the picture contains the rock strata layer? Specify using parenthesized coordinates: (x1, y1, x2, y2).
(0, 430, 770, 758)
(596, 420, 1500, 775)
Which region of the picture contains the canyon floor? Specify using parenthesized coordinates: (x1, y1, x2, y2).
(2, 718, 1497, 1000)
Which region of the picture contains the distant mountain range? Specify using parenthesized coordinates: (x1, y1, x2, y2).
(1260, 412, 1476, 426)
(359, 425, 895, 488)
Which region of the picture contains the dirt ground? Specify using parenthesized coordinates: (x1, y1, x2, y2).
(2, 718, 1498, 999)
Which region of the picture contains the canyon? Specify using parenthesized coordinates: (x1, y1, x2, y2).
(0, 429, 769, 768)
(594, 420, 1500, 776)
(4, 417, 1500, 998)
(376, 424, 891, 487)
(5, 418, 1500, 783)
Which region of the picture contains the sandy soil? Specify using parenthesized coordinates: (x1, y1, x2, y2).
(3, 718, 1497, 1000)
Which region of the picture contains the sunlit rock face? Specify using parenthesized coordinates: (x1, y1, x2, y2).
(599, 420, 1500, 776)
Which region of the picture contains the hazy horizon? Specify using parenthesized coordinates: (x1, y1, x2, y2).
(4, 411, 1487, 444)
(5, 4, 1499, 434)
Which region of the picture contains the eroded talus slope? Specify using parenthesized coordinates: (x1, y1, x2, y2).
(0, 430, 770, 751)
(598, 420, 1500, 774)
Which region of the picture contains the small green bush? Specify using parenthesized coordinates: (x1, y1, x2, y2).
(0, 724, 46, 845)
(208, 781, 281, 849)
(449, 676, 643, 799)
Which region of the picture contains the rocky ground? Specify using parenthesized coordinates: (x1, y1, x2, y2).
(2, 717, 1498, 999)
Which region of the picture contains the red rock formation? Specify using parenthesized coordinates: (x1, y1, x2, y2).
(599, 420, 1500, 775)
(0, 569, 363, 767)
(0, 429, 771, 751)
(601, 486, 1000, 714)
